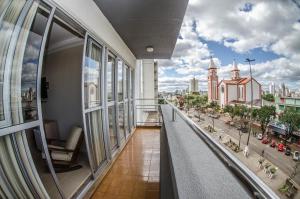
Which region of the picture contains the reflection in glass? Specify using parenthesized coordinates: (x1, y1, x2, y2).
(118, 103, 125, 141)
(117, 60, 123, 102)
(107, 55, 115, 101)
(124, 102, 129, 135)
(86, 110, 106, 169)
(124, 66, 129, 99)
(130, 101, 134, 131)
(0, 0, 28, 124)
(131, 69, 134, 99)
(84, 40, 102, 108)
(0, 128, 53, 198)
(108, 106, 117, 149)
(0, 1, 50, 127)
(26, 127, 62, 199)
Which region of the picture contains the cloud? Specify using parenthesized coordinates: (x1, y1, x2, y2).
(158, 0, 300, 92)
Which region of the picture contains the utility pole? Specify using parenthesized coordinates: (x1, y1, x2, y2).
(245, 58, 255, 146)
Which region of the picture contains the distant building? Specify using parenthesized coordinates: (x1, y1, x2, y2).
(189, 77, 199, 94)
(269, 82, 275, 95)
(281, 83, 286, 97)
(207, 57, 262, 108)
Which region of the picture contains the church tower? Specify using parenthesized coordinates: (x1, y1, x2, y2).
(231, 59, 240, 80)
(208, 56, 218, 102)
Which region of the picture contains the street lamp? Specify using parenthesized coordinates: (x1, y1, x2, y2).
(245, 58, 255, 146)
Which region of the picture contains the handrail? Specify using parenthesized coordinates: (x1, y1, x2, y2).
(164, 99, 280, 199)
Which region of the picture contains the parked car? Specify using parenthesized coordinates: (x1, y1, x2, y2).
(262, 137, 270, 144)
(278, 143, 284, 152)
(293, 151, 300, 161)
(257, 133, 263, 140)
(270, 140, 276, 148)
(285, 146, 292, 156)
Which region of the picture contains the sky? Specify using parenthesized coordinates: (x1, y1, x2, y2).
(158, 0, 300, 92)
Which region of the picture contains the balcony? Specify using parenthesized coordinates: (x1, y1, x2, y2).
(89, 99, 279, 199)
(92, 128, 160, 199)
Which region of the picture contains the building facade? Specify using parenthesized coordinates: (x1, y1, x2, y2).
(207, 57, 218, 102)
(208, 58, 262, 108)
(189, 77, 199, 94)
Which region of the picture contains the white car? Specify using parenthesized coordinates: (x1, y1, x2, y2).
(293, 151, 300, 161)
(257, 133, 263, 140)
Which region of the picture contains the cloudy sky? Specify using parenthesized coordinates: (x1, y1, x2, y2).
(158, 0, 300, 92)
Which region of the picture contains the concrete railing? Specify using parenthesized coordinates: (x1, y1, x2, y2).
(160, 100, 280, 199)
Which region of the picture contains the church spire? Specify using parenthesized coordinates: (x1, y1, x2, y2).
(231, 59, 240, 80)
(209, 56, 217, 69)
(233, 59, 238, 70)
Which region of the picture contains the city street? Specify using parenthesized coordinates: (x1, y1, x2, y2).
(193, 112, 300, 186)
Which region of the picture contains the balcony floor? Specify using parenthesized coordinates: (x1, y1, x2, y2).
(92, 128, 160, 199)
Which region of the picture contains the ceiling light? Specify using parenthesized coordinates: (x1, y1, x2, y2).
(146, 46, 154, 53)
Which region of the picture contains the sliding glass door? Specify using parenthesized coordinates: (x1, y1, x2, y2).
(106, 53, 118, 152)
(83, 37, 107, 172)
(0, 1, 63, 198)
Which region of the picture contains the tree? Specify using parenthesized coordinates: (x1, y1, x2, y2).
(262, 94, 275, 102)
(279, 107, 300, 138)
(192, 95, 207, 121)
(224, 105, 235, 121)
(184, 94, 195, 113)
(256, 105, 276, 134)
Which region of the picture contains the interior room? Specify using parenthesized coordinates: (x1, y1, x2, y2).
(39, 15, 92, 198)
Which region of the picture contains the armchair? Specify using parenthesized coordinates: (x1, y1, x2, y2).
(47, 126, 84, 172)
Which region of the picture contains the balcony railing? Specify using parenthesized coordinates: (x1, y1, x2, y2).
(135, 98, 165, 127)
(160, 99, 279, 199)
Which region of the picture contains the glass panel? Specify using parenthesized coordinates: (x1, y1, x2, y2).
(26, 127, 62, 199)
(117, 60, 123, 102)
(131, 69, 134, 99)
(124, 102, 129, 135)
(84, 40, 102, 108)
(107, 54, 115, 101)
(86, 110, 106, 170)
(108, 106, 117, 149)
(130, 100, 134, 130)
(118, 103, 125, 141)
(124, 66, 128, 99)
(0, 1, 50, 127)
(0, 0, 27, 124)
(0, 127, 62, 199)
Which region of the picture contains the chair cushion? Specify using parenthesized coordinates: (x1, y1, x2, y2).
(65, 126, 82, 150)
(47, 145, 64, 150)
(51, 151, 73, 162)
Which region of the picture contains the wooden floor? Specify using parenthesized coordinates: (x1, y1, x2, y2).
(92, 128, 160, 199)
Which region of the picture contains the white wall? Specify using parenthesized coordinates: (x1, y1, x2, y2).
(51, 0, 136, 67)
(227, 85, 237, 103)
(219, 82, 225, 107)
(142, 59, 155, 100)
(245, 80, 260, 102)
(42, 45, 83, 139)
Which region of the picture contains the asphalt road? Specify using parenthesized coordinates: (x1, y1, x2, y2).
(195, 113, 300, 185)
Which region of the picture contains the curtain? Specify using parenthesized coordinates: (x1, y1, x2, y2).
(0, 135, 33, 198)
(89, 110, 106, 169)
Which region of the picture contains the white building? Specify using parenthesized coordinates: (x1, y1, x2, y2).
(269, 82, 275, 95)
(189, 77, 199, 93)
(208, 58, 262, 108)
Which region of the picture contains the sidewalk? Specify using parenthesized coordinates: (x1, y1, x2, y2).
(195, 118, 300, 199)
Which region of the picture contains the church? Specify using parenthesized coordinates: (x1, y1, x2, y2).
(207, 57, 262, 108)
